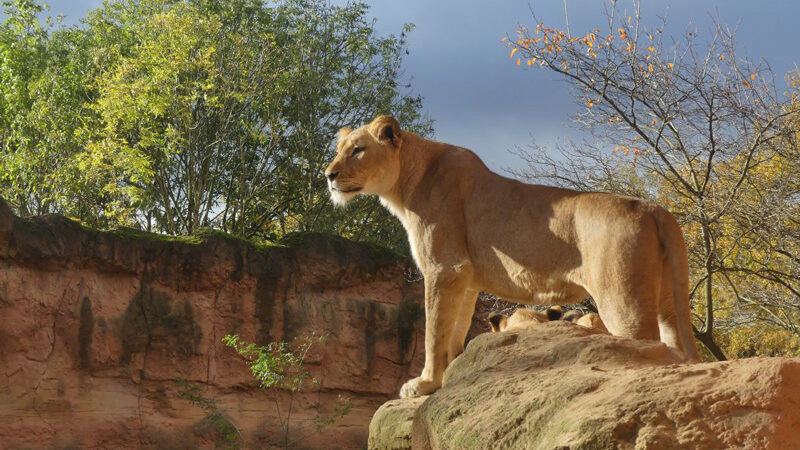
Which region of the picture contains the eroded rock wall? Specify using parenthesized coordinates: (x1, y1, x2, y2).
(0, 199, 427, 449)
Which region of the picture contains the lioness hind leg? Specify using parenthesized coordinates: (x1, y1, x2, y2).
(595, 292, 661, 342)
(447, 289, 479, 364)
(587, 232, 663, 342)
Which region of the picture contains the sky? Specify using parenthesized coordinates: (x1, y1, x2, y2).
(14, 0, 800, 171)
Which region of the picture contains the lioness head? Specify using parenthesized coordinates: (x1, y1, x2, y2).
(487, 306, 564, 332)
(324, 115, 403, 206)
(488, 306, 609, 333)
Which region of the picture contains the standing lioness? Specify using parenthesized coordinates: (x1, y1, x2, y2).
(325, 115, 700, 398)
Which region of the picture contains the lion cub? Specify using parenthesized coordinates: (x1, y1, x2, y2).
(488, 306, 608, 333)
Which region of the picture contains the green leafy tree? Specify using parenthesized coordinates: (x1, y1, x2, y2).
(0, 0, 430, 254)
(0, 1, 99, 219)
(83, 0, 430, 248)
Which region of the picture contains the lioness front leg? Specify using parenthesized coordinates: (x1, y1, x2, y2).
(448, 289, 478, 364)
(400, 272, 469, 398)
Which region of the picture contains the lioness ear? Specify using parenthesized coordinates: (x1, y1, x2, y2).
(546, 305, 563, 321)
(487, 312, 507, 332)
(337, 127, 353, 141)
(369, 115, 402, 148)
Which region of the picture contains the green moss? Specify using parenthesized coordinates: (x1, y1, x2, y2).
(280, 231, 406, 261)
(79, 221, 285, 251)
(355, 238, 408, 260)
(14, 216, 51, 233)
(16, 212, 408, 262)
(108, 226, 202, 244)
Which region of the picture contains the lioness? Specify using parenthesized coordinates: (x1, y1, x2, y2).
(487, 306, 565, 332)
(325, 115, 700, 398)
(488, 306, 608, 333)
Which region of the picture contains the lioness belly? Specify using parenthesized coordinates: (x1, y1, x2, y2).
(469, 248, 588, 305)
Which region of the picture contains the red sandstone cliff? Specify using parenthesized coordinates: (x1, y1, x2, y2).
(0, 198, 431, 449)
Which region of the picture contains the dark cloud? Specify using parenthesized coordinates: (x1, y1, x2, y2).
(367, 0, 800, 171)
(16, 0, 800, 172)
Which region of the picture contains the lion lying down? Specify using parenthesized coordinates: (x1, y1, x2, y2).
(325, 115, 700, 398)
(487, 306, 608, 333)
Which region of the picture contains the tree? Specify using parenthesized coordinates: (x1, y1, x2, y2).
(83, 0, 430, 247)
(0, 0, 430, 254)
(506, 1, 799, 359)
(718, 71, 800, 356)
(0, 1, 100, 220)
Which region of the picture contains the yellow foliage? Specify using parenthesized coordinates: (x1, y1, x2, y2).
(624, 41, 633, 53)
(723, 326, 800, 358)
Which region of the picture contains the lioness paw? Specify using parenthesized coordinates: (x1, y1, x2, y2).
(399, 377, 439, 398)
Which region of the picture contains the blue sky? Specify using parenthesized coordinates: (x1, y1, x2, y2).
(13, 0, 800, 171)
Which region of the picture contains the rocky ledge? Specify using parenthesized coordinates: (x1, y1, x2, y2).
(370, 322, 800, 449)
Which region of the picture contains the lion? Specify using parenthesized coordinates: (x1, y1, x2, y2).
(324, 115, 700, 398)
(487, 306, 565, 332)
(488, 306, 608, 333)
(573, 312, 608, 333)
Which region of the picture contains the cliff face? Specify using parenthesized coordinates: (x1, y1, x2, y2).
(0, 198, 428, 449)
(370, 322, 800, 450)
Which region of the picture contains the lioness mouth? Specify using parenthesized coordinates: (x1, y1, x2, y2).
(333, 187, 362, 193)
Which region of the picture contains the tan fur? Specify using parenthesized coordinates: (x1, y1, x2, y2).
(325, 116, 700, 398)
(562, 309, 584, 322)
(561, 309, 608, 332)
(488, 306, 563, 332)
(576, 313, 608, 333)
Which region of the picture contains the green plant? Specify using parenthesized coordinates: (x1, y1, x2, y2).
(175, 377, 242, 449)
(222, 332, 351, 449)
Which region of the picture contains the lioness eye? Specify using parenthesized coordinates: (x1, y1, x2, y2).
(351, 146, 364, 157)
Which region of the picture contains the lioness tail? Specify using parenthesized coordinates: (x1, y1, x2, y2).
(654, 207, 701, 362)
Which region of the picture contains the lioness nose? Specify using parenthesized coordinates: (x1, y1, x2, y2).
(326, 171, 339, 181)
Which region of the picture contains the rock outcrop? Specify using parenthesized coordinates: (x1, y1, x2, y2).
(370, 321, 800, 449)
(0, 198, 434, 449)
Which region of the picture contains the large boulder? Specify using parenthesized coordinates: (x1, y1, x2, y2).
(370, 322, 800, 449)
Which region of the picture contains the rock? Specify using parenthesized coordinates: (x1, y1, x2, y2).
(0, 197, 14, 252)
(0, 204, 445, 449)
(370, 322, 800, 450)
(369, 397, 427, 450)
